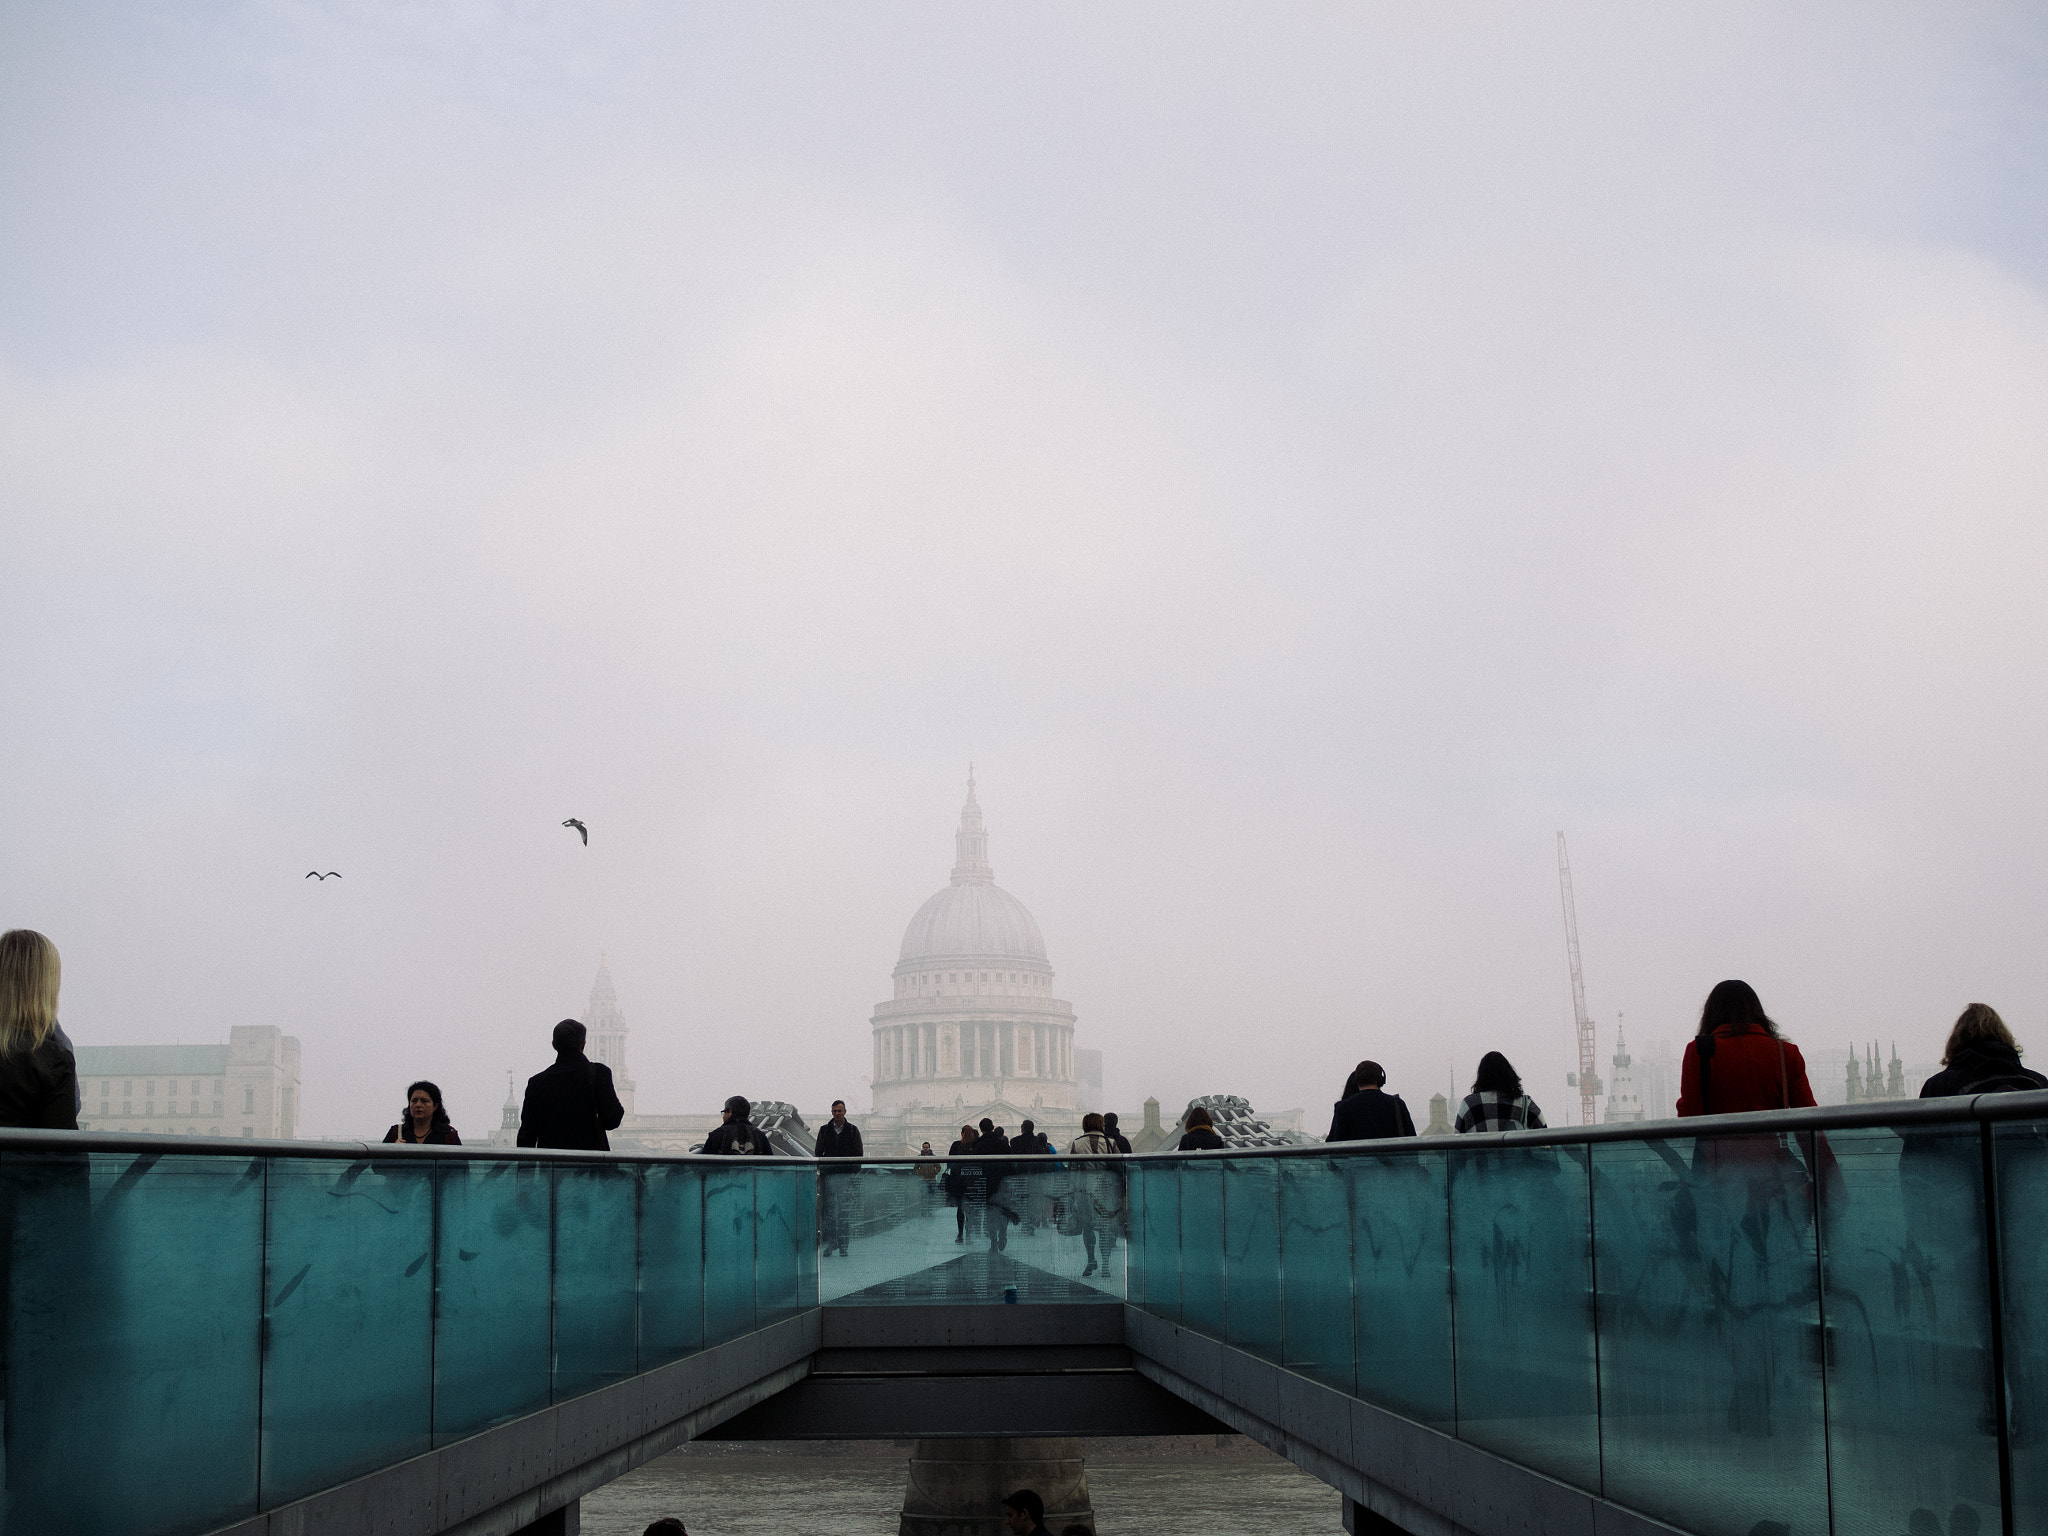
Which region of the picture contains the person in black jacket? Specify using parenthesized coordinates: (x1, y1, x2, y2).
(517, 1019, 625, 1151)
(815, 1100, 863, 1256)
(946, 1123, 977, 1242)
(0, 930, 78, 1130)
(385, 1080, 461, 1144)
(702, 1096, 774, 1154)
(1920, 1004, 2047, 1098)
(1101, 1111, 1133, 1154)
(1177, 1105, 1226, 1151)
(1326, 1060, 1417, 1143)
(970, 1118, 1013, 1250)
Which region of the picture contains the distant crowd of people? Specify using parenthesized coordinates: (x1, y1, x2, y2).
(5, 931, 2043, 1159)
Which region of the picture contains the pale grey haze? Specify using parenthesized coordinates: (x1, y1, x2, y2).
(4, 5, 2046, 1139)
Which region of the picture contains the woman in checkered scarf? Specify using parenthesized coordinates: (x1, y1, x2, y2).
(1454, 1051, 1548, 1133)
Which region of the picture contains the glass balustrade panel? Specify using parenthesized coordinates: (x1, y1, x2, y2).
(756, 1166, 801, 1322)
(816, 1159, 1123, 1305)
(1592, 1131, 1827, 1536)
(639, 1162, 705, 1364)
(2, 1150, 264, 1536)
(1179, 1158, 1227, 1339)
(1349, 1146, 1454, 1430)
(1994, 1119, 2048, 1536)
(1824, 1122, 1999, 1536)
(262, 1155, 434, 1504)
(703, 1166, 759, 1343)
(1449, 1142, 1599, 1488)
(434, 1160, 552, 1441)
(1279, 1156, 1356, 1394)
(553, 1163, 640, 1399)
(1223, 1158, 1282, 1361)
(1137, 1159, 1183, 1322)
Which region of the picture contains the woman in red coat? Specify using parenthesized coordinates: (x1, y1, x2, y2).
(1677, 979, 1819, 1118)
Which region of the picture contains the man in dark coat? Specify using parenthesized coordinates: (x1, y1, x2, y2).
(1101, 1111, 1133, 1155)
(702, 1095, 773, 1154)
(814, 1099, 864, 1256)
(517, 1019, 626, 1151)
(970, 1119, 1015, 1250)
(1326, 1060, 1417, 1143)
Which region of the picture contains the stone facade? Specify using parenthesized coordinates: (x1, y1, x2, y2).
(77, 1025, 301, 1139)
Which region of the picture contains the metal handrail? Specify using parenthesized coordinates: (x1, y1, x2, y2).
(5, 1087, 2042, 1165)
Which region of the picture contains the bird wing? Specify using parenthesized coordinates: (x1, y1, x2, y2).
(326, 872, 342, 878)
(305, 871, 317, 878)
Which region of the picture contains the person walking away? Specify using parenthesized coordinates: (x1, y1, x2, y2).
(1327, 1060, 1418, 1142)
(517, 1019, 625, 1150)
(1675, 978, 1833, 1435)
(1009, 1117, 1053, 1233)
(385, 1080, 461, 1143)
(1101, 1111, 1132, 1154)
(1003, 1490, 1051, 1535)
(946, 1124, 976, 1242)
(0, 930, 78, 1130)
(702, 1096, 773, 1154)
(1177, 1106, 1226, 1150)
(814, 1099, 864, 1257)
(1454, 1053, 1547, 1132)
(971, 1118, 1012, 1250)
(1064, 1113, 1125, 1277)
(1920, 1004, 2047, 1097)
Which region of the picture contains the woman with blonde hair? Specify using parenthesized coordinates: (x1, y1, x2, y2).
(0, 930, 79, 1129)
(1919, 1004, 2047, 1097)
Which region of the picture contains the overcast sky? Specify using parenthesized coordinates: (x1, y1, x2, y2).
(4, 4, 2046, 1140)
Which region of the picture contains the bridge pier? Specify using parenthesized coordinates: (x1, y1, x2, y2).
(510, 1501, 579, 1536)
(898, 1438, 1093, 1536)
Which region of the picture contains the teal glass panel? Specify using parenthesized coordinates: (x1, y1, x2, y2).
(434, 1160, 551, 1440)
(1826, 1122, 1999, 1536)
(1449, 1142, 1598, 1487)
(639, 1162, 704, 1364)
(1350, 1146, 1453, 1428)
(1179, 1158, 1226, 1338)
(1995, 1120, 2048, 1536)
(1138, 1160, 1182, 1321)
(262, 1156, 434, 1503)
(1125, 1158, 1148, 1306)
(553, 1163, 639, 1399)
(703, 1166, 757, 1342)
(1280, 1156, 1355, 1393)
(1223, 1158, 1282, 1360)
(2, 1150, 263, 1536)
(755, 1167, 800, 1322)
(1593, 1132, 1826, 1536)
(796, 1165, 819, 1309)
(815, 1159, 1123, 1305)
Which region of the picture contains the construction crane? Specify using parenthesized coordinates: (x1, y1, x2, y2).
(1556, 832, 1602, 1125)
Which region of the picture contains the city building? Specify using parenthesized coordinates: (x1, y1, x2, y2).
(1421, 1093, 1453, 1135)
(1075, 1049, 1104, 1115)
(76, 1026, 300, 1138)
(1604, 1017, 1645, 1122)
(585, 955, 636, 1117)
(865, 772, 1084, 1153)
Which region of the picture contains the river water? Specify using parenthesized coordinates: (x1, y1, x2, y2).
(581, 1442, 1341, 1535)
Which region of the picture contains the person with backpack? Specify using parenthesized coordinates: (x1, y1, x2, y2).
(1677, 981, 1820, 1118)
(1330, 1059, 1419, 1141)
(1454, 1053, 1546, 1132)
(1919, 1004, 2047, 1098)
(701, 1095, 773, 1155)
(516, 1019, 625, 1151)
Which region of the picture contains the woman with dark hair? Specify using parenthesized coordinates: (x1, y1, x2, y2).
(1677, 980, 1818, 1118)
(384, 1081, 461, 1144)
(1454, 1052, 1547, 1132)
(1176, 1105, 1226, 1151)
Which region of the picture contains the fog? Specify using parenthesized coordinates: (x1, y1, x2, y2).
(4, 5, 2046, 1139)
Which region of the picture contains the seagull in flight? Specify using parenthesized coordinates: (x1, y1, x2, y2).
(305, 871, 342, 880)
(562, 819, 588, 845)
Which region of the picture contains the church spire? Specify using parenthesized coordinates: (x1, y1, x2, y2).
(951, 764, 994, 885)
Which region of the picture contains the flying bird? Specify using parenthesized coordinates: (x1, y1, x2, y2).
(562, 819, 588, 845)
(305, 871, 342, 880)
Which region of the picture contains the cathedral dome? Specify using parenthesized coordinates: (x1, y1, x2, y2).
(895, 770, 1049, 966)
(899, 882, 1047, 963)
